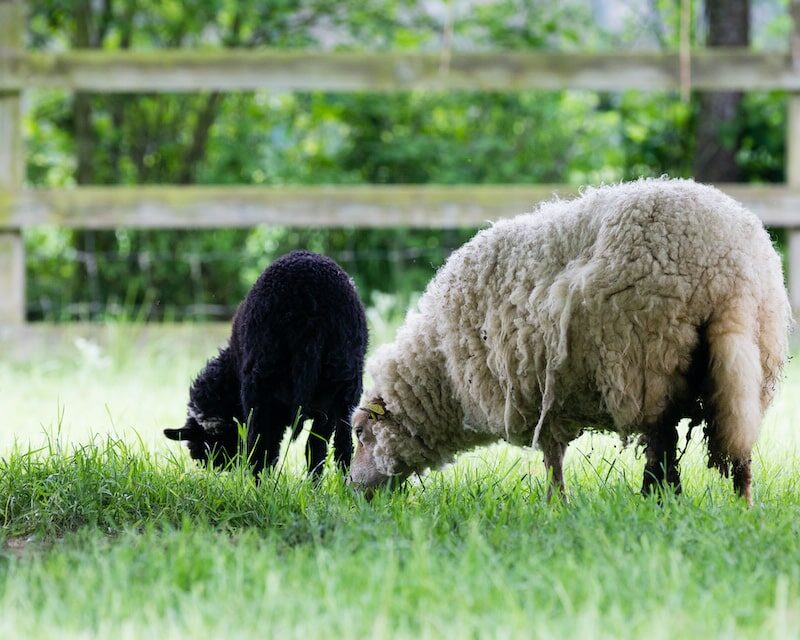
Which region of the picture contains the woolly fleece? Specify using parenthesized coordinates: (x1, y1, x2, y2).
(166, 250, 368, 475)
(360, 178, 790, 481)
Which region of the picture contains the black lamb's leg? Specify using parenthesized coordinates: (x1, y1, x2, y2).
(332, 415, 353, 471)
(331, 379, 361, 472)
(306, 393, 357, 477)
(306, 413, 336, 478)
(245, 409, 284, 479)
(242, 382, 292, 481)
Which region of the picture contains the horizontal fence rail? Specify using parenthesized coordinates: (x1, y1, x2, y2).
(1, 184, 800, 229)
(1, 49, 799, 92)
(1, 0, 800, 324)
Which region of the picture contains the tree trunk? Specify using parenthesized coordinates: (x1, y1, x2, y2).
(72, 1, 102, 318)
(693, 0, 750, 181)
(73, 0, 93, 185)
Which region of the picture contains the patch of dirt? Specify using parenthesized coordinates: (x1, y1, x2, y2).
(3, 535, 37, 558)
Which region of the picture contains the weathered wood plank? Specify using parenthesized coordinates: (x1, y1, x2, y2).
(788, 2, 800, 311)
(0, 232, 24, 323)
(790, 96, 800, 189)
(789, 229, 800, 312)
(0, 322, 231, 362)
(0, 185, 571, 228)
(0, 1, 23, 187)
(1, 184, 798, 229)
(1, 49, 798, 92)
(0, 0, 25, 324)
(0, 94, 22, 186)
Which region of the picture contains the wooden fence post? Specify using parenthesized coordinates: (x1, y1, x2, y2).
(789, 1, 800, 314)
(0, 0, 25, 324)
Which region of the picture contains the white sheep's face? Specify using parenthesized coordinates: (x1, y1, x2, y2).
(349, 398, 408, 495)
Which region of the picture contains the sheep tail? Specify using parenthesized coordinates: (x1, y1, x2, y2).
(703, 298, 763, 475)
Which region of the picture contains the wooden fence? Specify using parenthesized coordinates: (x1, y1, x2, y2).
(2, 0, 800, 323)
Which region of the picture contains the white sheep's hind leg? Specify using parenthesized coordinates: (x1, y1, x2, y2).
(732, 458, 753, 505)
(541, 438, 566, 502)
(705, 318, 763, 507)
(641, 403, 683, 499)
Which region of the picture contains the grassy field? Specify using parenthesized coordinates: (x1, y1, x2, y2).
(1, 318, 800, 639)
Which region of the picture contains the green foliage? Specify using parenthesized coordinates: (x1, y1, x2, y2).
(21, 1, 789, 320)
(329, 91, 580, 183)
(613, 91, 695, 180)
(3, 433, 800, 637)
(456, 0, 595, 49)
(737, 91, 787, 183)
(1, 325, 799, 637)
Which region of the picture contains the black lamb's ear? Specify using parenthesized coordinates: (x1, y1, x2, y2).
(163, 428, 192, 441)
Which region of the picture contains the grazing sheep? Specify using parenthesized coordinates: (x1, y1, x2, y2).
(349, 179, 790, 504)
(164, 346, 242, 469)
(165, 250, 368, 477)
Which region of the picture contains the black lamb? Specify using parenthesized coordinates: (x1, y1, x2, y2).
(164, 250, 368, 477)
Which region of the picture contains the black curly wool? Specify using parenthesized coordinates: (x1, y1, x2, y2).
(164, 251, 368, 477)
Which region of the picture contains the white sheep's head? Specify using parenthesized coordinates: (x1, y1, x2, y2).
(348, 397, 410, 496)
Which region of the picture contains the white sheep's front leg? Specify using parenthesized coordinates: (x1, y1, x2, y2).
(541, 438, 566, 501)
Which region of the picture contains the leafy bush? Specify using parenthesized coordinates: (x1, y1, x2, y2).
(22, 1, 787, 320)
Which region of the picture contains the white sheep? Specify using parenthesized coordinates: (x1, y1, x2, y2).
(349, 178, 791, 503)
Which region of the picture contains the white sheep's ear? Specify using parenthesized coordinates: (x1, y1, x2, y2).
(360, 402, 386, 421)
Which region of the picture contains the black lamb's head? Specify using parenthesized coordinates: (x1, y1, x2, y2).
(164, 409, 241, 470)
(164, 348, 243, 469)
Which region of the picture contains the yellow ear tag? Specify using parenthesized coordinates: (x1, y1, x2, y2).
(360, 402, 386, 420)
(364, 402, 385, 416)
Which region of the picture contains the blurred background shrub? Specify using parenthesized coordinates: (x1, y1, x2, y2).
(22, 0, 788, 320)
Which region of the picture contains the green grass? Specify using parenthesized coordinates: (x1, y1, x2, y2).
(2, 322, 800, 639)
